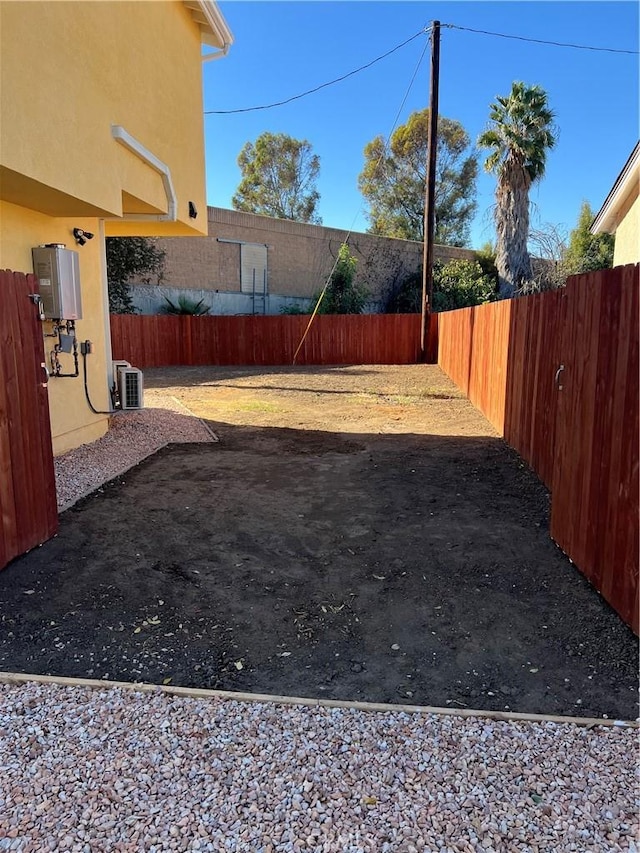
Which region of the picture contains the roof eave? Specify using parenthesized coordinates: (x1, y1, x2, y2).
(591, 141, 640, 235)
(183, 1, 234, 51)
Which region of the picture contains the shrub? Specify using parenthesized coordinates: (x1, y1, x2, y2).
(314, 243, 368, 314)
(384, 259, 497, 313)
(432, 259, 497, 311)
(280, 304, 310, 315)
(161, 295, 210, 315)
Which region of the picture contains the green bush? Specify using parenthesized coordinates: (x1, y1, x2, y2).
(161, 295, 210, 315)
(432, 259, 497, 311)
(280, 304, 310, 315)
(384, 259, 497, 313)
(314, 243, 368, 314)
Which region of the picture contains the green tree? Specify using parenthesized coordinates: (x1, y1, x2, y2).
(232, 132, 321, 223)
(384, 259, 496, 313)
(563, 201, 614, 274)
(358, 110, 477, 246)
(478, 81, 557, 298)
(106, 237, 165, 313)
(315, 243, 368, 314)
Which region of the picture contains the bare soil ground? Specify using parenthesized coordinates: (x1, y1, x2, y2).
(0, 365, 637, 719)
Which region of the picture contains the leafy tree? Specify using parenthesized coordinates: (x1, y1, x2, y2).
(358, 110, 477, 246)
(106, 237, 165, 313)
(563, 201, 614, 274)
(478, 81, 557, 298)
(384, 259, 496, 313)
(315, 243, 368, 314)
(232, 132, 321, 223)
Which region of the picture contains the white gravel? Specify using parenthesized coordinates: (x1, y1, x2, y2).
(0, 682, 637, 853)
(54, 394, 214, 510)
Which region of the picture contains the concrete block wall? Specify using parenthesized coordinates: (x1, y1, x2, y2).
(135, 207, 477, 314)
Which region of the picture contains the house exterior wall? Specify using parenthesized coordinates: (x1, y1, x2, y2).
(0, 1, 209, 237)
(0, 202, 111, 454)
(147, 207, 476, 312)
(613, 193, 640, 266)
(0, 1, 230, 453)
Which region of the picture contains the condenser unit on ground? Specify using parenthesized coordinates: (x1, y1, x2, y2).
(119, 367, 144, 410)
(112, 360, 131, 376)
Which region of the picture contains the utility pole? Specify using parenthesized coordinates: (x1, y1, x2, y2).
(420, 20, 440, 362)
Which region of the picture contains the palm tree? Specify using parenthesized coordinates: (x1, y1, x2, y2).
(478, 82, 557, 297)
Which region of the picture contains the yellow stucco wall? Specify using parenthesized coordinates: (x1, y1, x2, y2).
(0, 201, 111, 455)
(613, 193, 640, 266)
(0, 1, 226, 454)
(0, 1, 208, 237)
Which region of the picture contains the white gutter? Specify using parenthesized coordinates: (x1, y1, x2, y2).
(197, 1, 233, 61)
(111, 125, 177, 222)
(202, 43, 230, 62)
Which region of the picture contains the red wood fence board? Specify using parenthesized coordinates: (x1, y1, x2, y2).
(0, 270, 58, 571)
(110, 313, 429, 367)
(438, 266, 639, 633)
(550, 266, 639, 633)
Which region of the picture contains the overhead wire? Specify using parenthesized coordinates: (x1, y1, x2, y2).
(292, 26, 433, 364)
(205, 22, 637, 118)
(205, 28, 429, 115)
(443, 23, 639, 55)
(203, 16, 635, 362)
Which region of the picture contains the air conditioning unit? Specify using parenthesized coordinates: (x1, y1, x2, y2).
(112, 360, 131, 388)
(119, 367, 144, 410)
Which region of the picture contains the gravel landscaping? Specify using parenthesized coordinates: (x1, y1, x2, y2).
(3, 367, 637, 851)
(1, 681, 638, 853)
(54, 393, 215, 510)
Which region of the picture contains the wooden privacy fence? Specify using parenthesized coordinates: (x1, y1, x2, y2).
(110, 312, 439, 367)
(0, 270, 58, 571)
(438, 265, 639, 633)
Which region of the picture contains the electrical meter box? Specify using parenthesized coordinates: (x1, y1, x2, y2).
(32, 245, 83, 320)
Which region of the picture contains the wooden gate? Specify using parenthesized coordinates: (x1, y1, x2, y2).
(0, 270, 58, 570)
(551, 266, 639, 632)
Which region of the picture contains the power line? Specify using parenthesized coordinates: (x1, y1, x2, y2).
(205, 27, 429, 115)
(292, 27, 432, 364)
(205, 20, 636, 118)
(444, 23, 639, 55)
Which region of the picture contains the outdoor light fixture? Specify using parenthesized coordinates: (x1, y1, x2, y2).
(188, 201, 198, 219)
(73, 228, 94, 246)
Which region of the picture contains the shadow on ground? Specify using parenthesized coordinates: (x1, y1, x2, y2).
(1, 424, 637, 719)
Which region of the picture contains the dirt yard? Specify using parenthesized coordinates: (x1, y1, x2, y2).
(0, 365, 637, 719)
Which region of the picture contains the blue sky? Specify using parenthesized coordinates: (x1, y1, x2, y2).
(204, 2, 638, 249)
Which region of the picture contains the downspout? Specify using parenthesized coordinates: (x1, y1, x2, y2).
(110, 125, 177, 222)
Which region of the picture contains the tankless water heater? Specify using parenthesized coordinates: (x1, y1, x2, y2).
(32, 244, 83, 320)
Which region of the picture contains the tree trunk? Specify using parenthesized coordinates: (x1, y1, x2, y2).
(494, 159, 533, 298)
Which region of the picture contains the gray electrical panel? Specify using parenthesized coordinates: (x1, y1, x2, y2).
(32, 245, 83, 320)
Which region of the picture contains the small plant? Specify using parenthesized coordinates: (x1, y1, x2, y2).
(280, 304, 310, 315)
(161, 295, 210, 315)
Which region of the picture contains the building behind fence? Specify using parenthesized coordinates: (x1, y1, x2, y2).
(130, 206, 476, 315)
